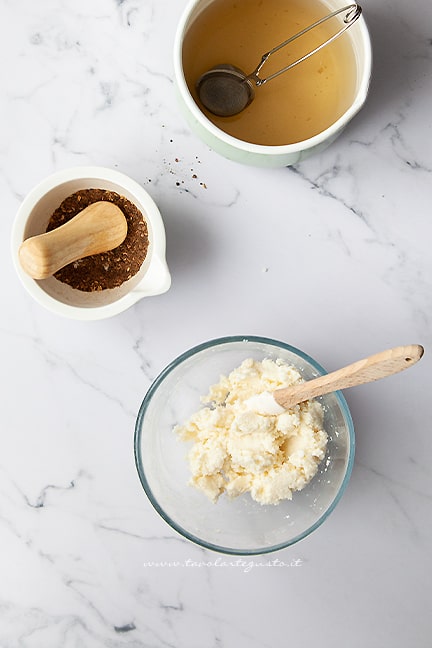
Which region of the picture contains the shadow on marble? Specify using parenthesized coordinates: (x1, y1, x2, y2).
(352, 4, 431, 129)
(163, 207, 212, 279)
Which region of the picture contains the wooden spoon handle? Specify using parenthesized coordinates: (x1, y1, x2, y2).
(274, 344, 424, 409)
(19, 201, 128, 280)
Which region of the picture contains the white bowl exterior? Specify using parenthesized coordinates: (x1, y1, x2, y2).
(11, 167, 171, 320)
(174, 0, 372, 167)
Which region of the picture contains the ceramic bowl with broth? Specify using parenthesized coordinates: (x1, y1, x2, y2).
(174, 0, 372, 167)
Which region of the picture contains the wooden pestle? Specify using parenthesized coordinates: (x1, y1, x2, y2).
(19, 201, 128, 280)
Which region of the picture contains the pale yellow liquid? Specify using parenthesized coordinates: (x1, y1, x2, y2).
(183, 0, 357, 145)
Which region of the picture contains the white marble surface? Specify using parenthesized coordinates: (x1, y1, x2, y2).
(1, 0, 432, 645)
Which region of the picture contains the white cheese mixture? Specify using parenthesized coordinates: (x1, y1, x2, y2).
(174, 358, 328, 505)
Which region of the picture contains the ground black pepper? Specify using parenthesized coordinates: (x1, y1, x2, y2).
(46, 189, 149, 292)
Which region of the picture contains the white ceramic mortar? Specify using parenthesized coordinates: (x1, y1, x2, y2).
(11, 167, 171, 320)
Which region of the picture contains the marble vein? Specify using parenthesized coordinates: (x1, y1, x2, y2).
(356, 460, 432, 500)
(289, 163, 369, 224)
(1, 328, 136, 419)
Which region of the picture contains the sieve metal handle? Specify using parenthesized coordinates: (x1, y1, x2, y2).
(247, 3, 362, 87)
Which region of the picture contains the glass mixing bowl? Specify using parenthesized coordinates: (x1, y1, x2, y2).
(134, 336, 355, 555)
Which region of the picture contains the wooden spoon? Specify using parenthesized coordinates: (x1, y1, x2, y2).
(273, 344, 424, 409)
(19, 201, 128, 280)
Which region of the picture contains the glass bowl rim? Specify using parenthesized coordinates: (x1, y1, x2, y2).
(134, 335, 355, 555)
